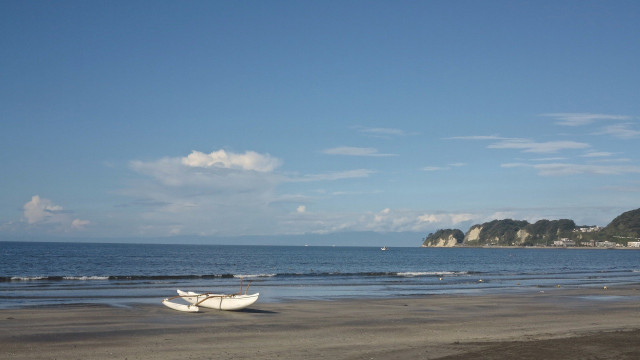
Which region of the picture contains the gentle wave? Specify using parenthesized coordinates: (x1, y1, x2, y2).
(64, 276, 110, 281)
(2, 274, 234, 282)
(397, 271, 468, 277)
(2, 271, 471, 282)
(6, 269, 634, 283)
(4, 275, 110, 282)
(233, 274, 277, 278)
(8, 276, 48, 281)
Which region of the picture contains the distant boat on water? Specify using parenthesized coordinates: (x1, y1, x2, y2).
(381, 246, 389, 251)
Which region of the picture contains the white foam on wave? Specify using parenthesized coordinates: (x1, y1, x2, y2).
(397, 271, 466, 277)
(233, 274, 276, 278)
(63, 276, 110, 281)
(10, 276, 46, 281)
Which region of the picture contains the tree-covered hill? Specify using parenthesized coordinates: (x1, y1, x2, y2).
(602, 208, 640, 239)
(523, 219, 575, 246)
(476, 219, 529, 246)
(421, 208, 640, 247)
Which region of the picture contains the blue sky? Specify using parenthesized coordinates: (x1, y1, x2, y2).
(1, 1, 639, 246)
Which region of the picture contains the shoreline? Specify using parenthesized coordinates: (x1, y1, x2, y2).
(423, 244, 640, 249)
(2, 287, 639, 359)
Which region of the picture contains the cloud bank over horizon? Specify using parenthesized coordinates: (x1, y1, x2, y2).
(2, 107, 638, 242)
(117, 149, 491, 237)
(3, 107, 640, 241)
(0, 196, 90, 235)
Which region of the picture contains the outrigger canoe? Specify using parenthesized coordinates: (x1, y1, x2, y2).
(162, 281, 259, 312)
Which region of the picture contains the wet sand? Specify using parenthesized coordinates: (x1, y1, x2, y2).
(1, 287, 639, 359)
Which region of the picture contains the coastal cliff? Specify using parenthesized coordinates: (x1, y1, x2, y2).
(421, 229, 464, 247)
(421, 208, 640, 247)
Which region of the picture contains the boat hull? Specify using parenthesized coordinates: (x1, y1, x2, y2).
(176, 290, 259, 311)
(162, 299, 200, 312)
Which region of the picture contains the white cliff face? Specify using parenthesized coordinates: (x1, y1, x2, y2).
(423, 234, 459, 247)
(516, 229, 530, 245)
(439, 235, 458, 247)
(464, 226, 482, 243)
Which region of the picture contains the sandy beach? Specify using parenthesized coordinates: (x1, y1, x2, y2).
(1, 287, 639, 359)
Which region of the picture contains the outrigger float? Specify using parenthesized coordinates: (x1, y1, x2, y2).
(162, 280, 259, 312)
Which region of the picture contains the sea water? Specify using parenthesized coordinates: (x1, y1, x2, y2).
(1, 241, 639, 308)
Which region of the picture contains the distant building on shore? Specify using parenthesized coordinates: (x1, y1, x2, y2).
(595, 241, 617, 248)
(553, 238, 576, 247)
(574, 226, 602, 233)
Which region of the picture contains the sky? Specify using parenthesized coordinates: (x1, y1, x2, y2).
(1, 0, 639, 246)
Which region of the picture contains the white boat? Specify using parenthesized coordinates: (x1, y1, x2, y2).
(182, 290, 259, 310)
(162, 281, 259, 312)
(381, 246, 389, 251)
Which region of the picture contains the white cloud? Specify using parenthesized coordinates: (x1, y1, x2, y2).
(130, 150, 285, 188)
(322, 146, 396, 157)
(542, 113, 631, 126)
(502, 162, 640, 176)
(182, 149, 281, 172)
(20, 195, 89, 232)
(24, 195, 63, 224)
(488, 139, 589, 153)
(417, 212, 476, 225)
(71, 219, 91, 230)
(449, 135, 591, 154)
(130, 158, 262, 189)
(596, 123, 640, 139)
(124, 150, 292, 236)
(581, 151, 614, 158)
(123, 150, 382, 237)
(281, 205, 629, 237)
(542, 113, 638, 139)
(300, 208, 478, 234)
(283, 207, 552, 236)
(487, 211, 517, 221)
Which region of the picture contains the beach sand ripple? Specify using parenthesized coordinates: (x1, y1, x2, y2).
(1, 288, 639, 359)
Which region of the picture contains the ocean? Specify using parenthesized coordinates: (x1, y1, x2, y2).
(1, 241, 639, 309)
